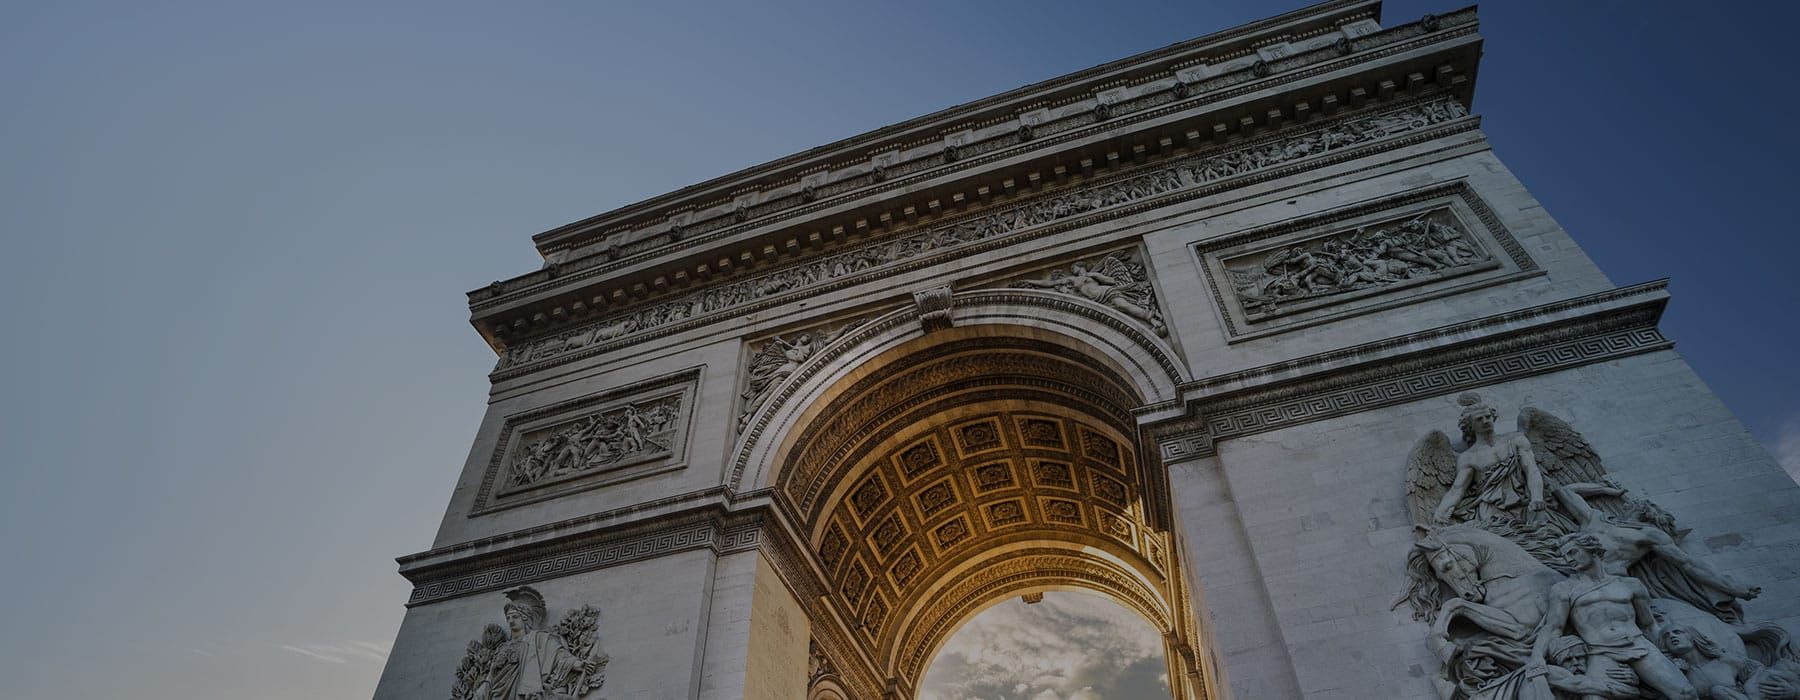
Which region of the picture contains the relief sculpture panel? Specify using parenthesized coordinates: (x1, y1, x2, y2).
(1397, 393, 1794, 699)
(1196, 181, 1538, 340)
(738, 317, 870, 433)
(1008, 248, 1166, 336)
(1224, 207, 1490, 320)
(472, 368, 698, 515)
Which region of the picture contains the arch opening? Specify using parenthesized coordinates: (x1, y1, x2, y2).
(919, 590, 1172, 700)
(757, 320, 1211, 699)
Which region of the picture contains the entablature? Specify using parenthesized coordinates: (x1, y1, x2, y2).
(471, 3, 1483, 366)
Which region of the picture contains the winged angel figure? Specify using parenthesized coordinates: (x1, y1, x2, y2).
(1399, 394, 1779, 700)
(1014, 252, 1166, 336)
(449, 586, 608, 700)
(1405, 393, 1589, 535)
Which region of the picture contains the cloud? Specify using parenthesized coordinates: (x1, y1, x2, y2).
(279, 640, 391, 665)
(918, 591, 1168, 700)
(1775, 413, 1800, 482)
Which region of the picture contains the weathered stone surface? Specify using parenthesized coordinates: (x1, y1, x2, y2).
(374, 4, 1798, 700)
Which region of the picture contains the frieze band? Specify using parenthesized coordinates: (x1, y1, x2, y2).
(492, 97, 1474, 379)
(472, 7, 1474, 310)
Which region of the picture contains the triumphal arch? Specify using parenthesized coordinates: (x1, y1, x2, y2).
(374, 2, 1800, 698)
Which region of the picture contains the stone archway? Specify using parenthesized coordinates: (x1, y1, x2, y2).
(742, 293, 1212, 699)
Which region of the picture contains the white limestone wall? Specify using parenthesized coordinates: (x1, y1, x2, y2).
(1189, 350, 1800, 699)
(1144, 137, 1615, 382)
(1167, 455, 1305, 699)
(695, 550, 811, 700)
(429, 336, 742, 549)
(373, 548, 716, 700)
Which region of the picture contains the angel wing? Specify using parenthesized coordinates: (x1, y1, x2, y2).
(1403, 430, 1459, 526)
(1518, 407, 1607, 488)
(1092, 253, 1141, 284)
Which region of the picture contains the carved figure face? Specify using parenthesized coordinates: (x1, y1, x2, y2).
(1663, 628, 1694, 654)
(1469, 411, 1495, 435)
(1429, 546, 1485, 601)
(505, 609, 528, 638)
(1559, 539, 1595, 570)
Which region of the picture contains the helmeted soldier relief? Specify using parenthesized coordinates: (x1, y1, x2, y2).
(448, 587, 608, 700)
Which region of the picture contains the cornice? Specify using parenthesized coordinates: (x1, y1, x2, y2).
(489, 96, 1479, 381)
(467, 6, 1482, 344)
(1151, 281, 1674, 463)
(400, 501, 763, 607)
(515, 1, 1386, 255)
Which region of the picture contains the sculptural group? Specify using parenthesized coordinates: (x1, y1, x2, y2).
(1400, 393, 1794, 699)
(1230, 210, 1486, 317)
(448, 587, 609, 700)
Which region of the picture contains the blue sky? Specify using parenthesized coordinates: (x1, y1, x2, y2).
(1, 2, 1796, 698)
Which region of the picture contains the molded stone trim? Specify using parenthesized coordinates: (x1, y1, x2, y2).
(489, 97, 1477, 381)
(470, 5, 1473, 307)
(1153, 282, 1672, 462)
(404, 507, 762, 607)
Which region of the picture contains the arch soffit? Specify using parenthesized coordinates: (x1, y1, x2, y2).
(734, 288, 1187, 495)
(803, 404, 1176, 681)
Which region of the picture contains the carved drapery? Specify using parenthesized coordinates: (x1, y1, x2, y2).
(737, 317, 872, 433)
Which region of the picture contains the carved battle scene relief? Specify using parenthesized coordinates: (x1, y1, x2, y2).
(472, 369, 698, 514)
(1398, 393, 1793, 700)
(1196, 181, 1537, 339)
(1008, 248, 1167, 337)
(493, 97, 1473, 375)
(448, 586, 610, 700)
(1224, 207, 1492, 319)
(503, 395, 681, 494)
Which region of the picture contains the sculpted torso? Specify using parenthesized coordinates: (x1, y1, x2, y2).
(1558, 577, 1644, 647)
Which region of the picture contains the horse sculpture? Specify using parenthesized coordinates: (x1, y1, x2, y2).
(1401, 524, 1564, 641)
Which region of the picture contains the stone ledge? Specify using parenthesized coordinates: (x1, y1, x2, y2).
(1154, 280, 1673, 462)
